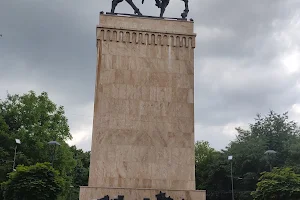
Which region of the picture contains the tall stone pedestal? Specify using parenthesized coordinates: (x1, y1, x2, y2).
(80, 13, 206, 200)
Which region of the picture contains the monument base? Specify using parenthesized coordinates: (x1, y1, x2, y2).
(80, 187, 206, 200)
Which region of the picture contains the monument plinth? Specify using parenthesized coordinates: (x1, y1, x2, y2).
(80, 13, 206, 200)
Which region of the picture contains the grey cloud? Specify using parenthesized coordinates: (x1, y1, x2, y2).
(191, 0, 290, 59)
(1, 0, 300, 151)
(195, 56, 300, 126)
(193, 0, 300, 128)
(74, 135, 93, 152)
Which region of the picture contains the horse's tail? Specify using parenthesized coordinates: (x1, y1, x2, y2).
(142, 0, 144, 4)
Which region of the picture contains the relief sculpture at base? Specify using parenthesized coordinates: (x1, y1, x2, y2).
(97, 192, 177, 200)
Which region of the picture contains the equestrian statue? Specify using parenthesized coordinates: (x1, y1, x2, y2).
(110, 0, 190, 19)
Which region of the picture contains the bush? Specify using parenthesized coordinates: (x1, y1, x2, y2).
(207, 190, 253, 200)
(2, 162, 64, 200)
(251, 167, 300, 200)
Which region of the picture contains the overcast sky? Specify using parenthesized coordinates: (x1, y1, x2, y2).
(0, 0, 300, 152)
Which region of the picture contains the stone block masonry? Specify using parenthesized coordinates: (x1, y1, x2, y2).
(79, 13, 205, 200)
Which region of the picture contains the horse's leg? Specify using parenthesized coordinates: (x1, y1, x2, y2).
(111, 0, 124, 13)
(160, 0, 169, 17)
(181, 0, 189, 19)
(160, 7, 165, 17)
(125, 0, 142, 15)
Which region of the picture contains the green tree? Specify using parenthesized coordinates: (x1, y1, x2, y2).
(195, 141, 226, 190)
(1, 162, 64, 200)
(200, 111, 300, 200)
(71, 146, 90, 187)
(226, 111, 300, 192)
(68, 146, 90, 200)
(0, 91, 75, 176)
(0, 91, 77, 199)
(195, 141, 234, 200)
(251, 167, 300, 200)
(0, 116, 12, 183)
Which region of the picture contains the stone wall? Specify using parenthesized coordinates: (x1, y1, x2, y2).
(88, 14, 196, 191)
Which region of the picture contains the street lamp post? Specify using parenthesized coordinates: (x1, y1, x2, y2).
(264, 150, 277, 171)
(12, 139, 21, 171)
(228, 155, 234, 200)
(48, 141, 61, 167)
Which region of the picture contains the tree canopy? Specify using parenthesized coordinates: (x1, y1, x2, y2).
(0, 91, 75, 171)
(0, 91, 90, 200)
(2, 90, 300, 200)
(196, 111, 300, 200)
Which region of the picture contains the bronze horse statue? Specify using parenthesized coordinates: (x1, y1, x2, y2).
(111, 0, 143, 16)
(111, 0, 189, 19)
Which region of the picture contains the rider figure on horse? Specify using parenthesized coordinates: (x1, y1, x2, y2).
(111, 0, 189, 19)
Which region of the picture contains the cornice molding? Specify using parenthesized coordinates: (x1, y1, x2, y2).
(97, 27, 196, 48)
